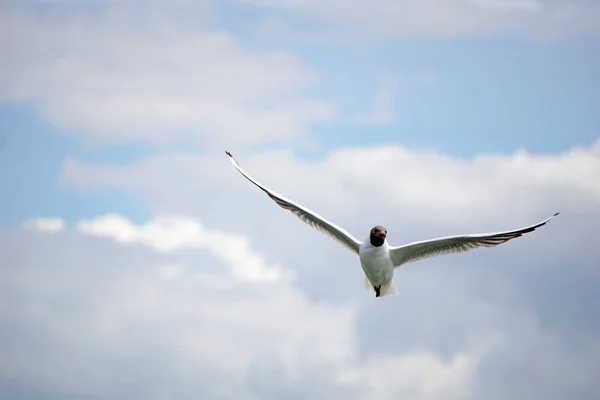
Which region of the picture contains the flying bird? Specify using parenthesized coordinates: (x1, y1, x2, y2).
(225, 151, 559, 298)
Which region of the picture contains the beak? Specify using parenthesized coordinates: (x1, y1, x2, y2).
(378, 232, 387, 239)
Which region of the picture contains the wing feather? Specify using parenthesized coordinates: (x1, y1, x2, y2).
(225, 151, 362, 254)
(389, 213, 559, 267)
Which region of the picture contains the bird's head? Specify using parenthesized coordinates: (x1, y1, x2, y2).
(370, 225, 387, 247)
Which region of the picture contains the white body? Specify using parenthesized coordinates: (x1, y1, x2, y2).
(359, 239, 398, 297)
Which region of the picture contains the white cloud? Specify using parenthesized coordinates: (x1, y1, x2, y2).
(23, 217, 66, 233)
(52, 139, 600, 397)
(338, 351, 478, 400)
(157, 263, 185, 279)
(61, 139, 600, 233)
(0, 5, 336, 148)
(354, 79, 399, 126)
(77, 213, 284, 283)
(239, 0, 600, 41)
(4, 206, 598, 399)
(472, 0, 542, 12)
(4, 133, 600, 398)
(0, 215, 487, 399)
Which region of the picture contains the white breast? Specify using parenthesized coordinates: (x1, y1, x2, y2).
(359, 241, 394, 286)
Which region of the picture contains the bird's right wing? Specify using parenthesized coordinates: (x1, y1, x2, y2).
(389, 212, 559, 267)
(225, 151, 362, 255)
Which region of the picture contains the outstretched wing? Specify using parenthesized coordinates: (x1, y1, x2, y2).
(225, 151, 362, 254)
(389, 212, 559, 267)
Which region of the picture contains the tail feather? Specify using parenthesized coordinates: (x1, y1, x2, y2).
(380, 281, 398, 297)
(364, 276, 375, 292)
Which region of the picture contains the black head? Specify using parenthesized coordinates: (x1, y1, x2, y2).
(370, 225, 387, 247)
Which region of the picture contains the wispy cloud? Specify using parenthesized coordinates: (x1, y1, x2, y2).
(354, 77, 400, 125)
(1, 7, 336, 149)
(23, 217, 66, 233)
(237, 0, 600, 41)
(0, 215, 485, 399)
(77, 213, 284, 283)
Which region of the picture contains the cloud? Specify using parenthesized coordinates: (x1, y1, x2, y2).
(473, 0, 542, 12)
(354, 79, 399, 126)
(0, 5, 336, 149)
(23, 217, 66, 233)
(53, 139, 600, 398)
(4, 135, 600, 398)
(76, 213, 284, 283)
(1, 215, 487, 400)
(338, 350, 478, 400)
(4, 205, 599, 399)
(61, 139, 600, 230)
(239, 0, 600, 41)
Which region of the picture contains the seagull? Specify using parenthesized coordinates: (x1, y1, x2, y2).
(225, 151, 559, 298)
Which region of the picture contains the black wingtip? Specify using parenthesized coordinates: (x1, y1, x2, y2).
(553, 212, 560, 217)
(225, 151, 232, 157)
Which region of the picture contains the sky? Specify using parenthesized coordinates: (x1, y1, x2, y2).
(1, 0, 599, 399)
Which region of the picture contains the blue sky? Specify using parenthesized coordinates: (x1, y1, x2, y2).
(2, 1, 600, 399)
(0, 105, 151, 226)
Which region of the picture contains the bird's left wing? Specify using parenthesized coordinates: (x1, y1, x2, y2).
(389, 212, 559, 267)
(225, 151, 362, 255)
